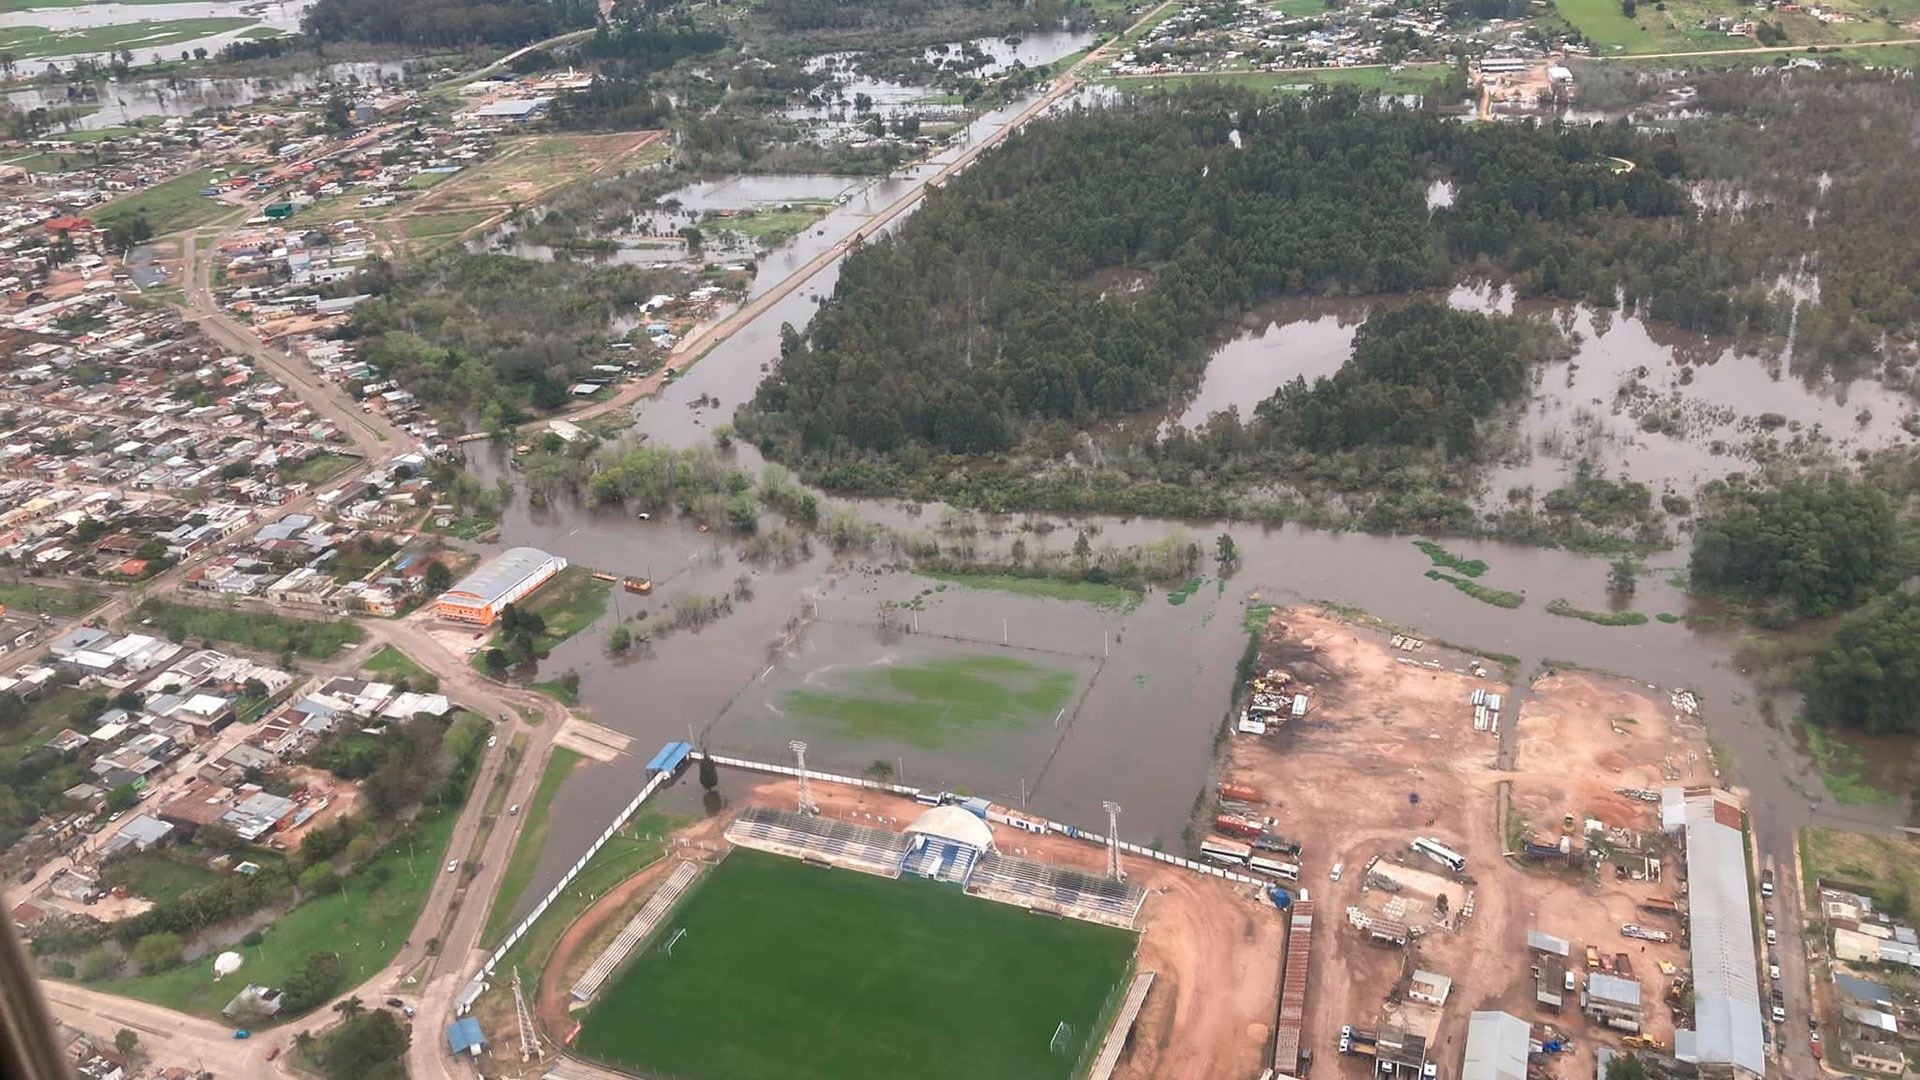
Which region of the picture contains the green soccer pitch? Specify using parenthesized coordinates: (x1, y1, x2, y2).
(572, 848, 1137, 1080)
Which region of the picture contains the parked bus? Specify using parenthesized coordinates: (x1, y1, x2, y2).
(1250, 856, 1300, 882)
(1411, 836, 1466, 872)
(1200, 837, 1253, 865)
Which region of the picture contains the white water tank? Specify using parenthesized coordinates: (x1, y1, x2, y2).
(213, 951, 243, 979)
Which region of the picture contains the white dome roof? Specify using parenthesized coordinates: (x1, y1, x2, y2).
(213, 951, 243, 978)
(905, 805, 994, 852)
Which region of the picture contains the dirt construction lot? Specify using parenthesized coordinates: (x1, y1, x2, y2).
(527, 776, 1284, 1080)
(1222, 608, 1715, 1079)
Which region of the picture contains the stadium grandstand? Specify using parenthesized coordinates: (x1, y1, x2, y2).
(570, 860, 701, 1003)
(725, 805, 914, 877)
(903, 804, 995, 884)
(966, 853, 1147, 929)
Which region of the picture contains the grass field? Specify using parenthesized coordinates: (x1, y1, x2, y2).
(93, 167, 236, 236)
(139, 600, 364, 659)
(575, 849, 1135, 1080)
(481, 747, 581, 947)
(926, 571, 1141, 611)
(362, 645, 430, 683)
(0, 580, 98, 615)
(711, 201, 836, 248)
(1798, 721, 1897, 805)
(99, 850, 223, 904)
(1801, 826, 1920, 916)
(0, 18, 255, 60)
(95, 806, 459, 1019)
(784, 654, 1075, 748)
(283, 451, 357, 485)
(491, 811, 683, 976)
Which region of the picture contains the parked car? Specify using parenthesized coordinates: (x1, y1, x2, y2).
(1329, 862, 1343, 882)
(446, 859, 460, 874)
(1766, 927, 1777, 945)
(266, 1046, 280, 1061)
(1769, 964, 1781, 981)
(487, 735, 497, 748)
(508, 804, 520, 816)
(386, 998, 404, 1008)
(232, 1030, 250, 1040)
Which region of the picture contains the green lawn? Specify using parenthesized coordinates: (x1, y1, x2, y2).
(1798, 721, 1897, 805)
(927, 571, 1140, 611)
(362, 645, 430, 683)
(575, 849, 1135, 1080)
(1271, 0, 1324, 13)
(41, 126, 141, 143)
(0, 580, 99, 616)
(99, 850, 223, 905)
(1801, 826, 1920, 915)
(481, 747, 581, 948)
(139, 600, 364, 659)
(401, 211, 493, 240)
(283, 452, 357, 485)
(0, 18, 256, 61)
(94, 167, 237, 236)
(711, 201, 836, 248)
(512, 565, 611, 647)
(92, 807, 460, 1020)
(783, 654, 1075, 749)
(491, 811, 683, 976)
(405, 170, 455, 189)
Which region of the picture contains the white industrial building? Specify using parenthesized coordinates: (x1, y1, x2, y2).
(1663, 786, 1766, 1077)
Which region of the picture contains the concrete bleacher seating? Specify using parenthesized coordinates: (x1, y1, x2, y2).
(966, 853, 1147, 928)
(724, 805, 913, 878)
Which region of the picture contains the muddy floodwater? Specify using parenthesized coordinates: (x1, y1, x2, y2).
(1162, 282, 1916, 508)
(7, 61, 411, 128)
(8, 0, 317, 67)
(469, 94, 1916, 934)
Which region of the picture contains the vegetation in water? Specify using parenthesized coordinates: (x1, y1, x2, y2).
(1544, 599, 1648, 627)
(1413, 540, 1487, 578)
(1423, 571, 1524, 609)
(1689, 479, 1895, 621)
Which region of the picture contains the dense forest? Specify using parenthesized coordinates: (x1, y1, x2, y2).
(341, 254, 693, 427)
(1688, 479, 1896, 620)
(1803, 592, 1920, 735)
(302, 0, 596, 47)
(738, 92, 1684, 522)
(1254, 300, 1556, 457)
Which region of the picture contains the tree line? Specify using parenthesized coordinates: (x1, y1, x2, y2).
(1688, 478, 1896, 621)
(302, 0, 598, 47)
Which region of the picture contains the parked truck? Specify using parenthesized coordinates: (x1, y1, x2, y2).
(1218, 783, 1264, 804)
(1621, 923, 1673, 943)
(1640, 897, 1681, 918)
(1586, 945, 1601, 969)
(1761, 855, 1776, 899)
(1214, 814, 1261, 839)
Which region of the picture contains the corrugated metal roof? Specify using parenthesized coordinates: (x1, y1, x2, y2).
(439, 546, 563, 608)
(1461, 1011, 1529, 1080)
(1528, 929, 1570, 955)
(1587, 972, 1641, 1006)
(1677, 789, 1766, 1076)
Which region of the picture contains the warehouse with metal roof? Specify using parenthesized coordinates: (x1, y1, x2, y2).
(1665, 786, 1766, 1077)
(1461, 1010, 1530, 1080)
(434, 546, 567, 626)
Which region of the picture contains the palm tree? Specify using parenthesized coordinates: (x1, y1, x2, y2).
(293, 1030, 316, 1057)
(333, 996, 365, 1021)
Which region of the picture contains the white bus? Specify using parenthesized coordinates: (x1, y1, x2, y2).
(1249, 856, 1300, 882)
(1411, 837, 1466, 873)
(1200, 838, 1252, 865)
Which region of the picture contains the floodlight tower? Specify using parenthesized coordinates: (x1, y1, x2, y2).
(791, 740, 817, 815)
(1103, 801, 1124, 881)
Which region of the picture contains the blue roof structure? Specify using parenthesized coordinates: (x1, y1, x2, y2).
(646, 741, 692, 777)
(445, 1016, 486, 1055)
